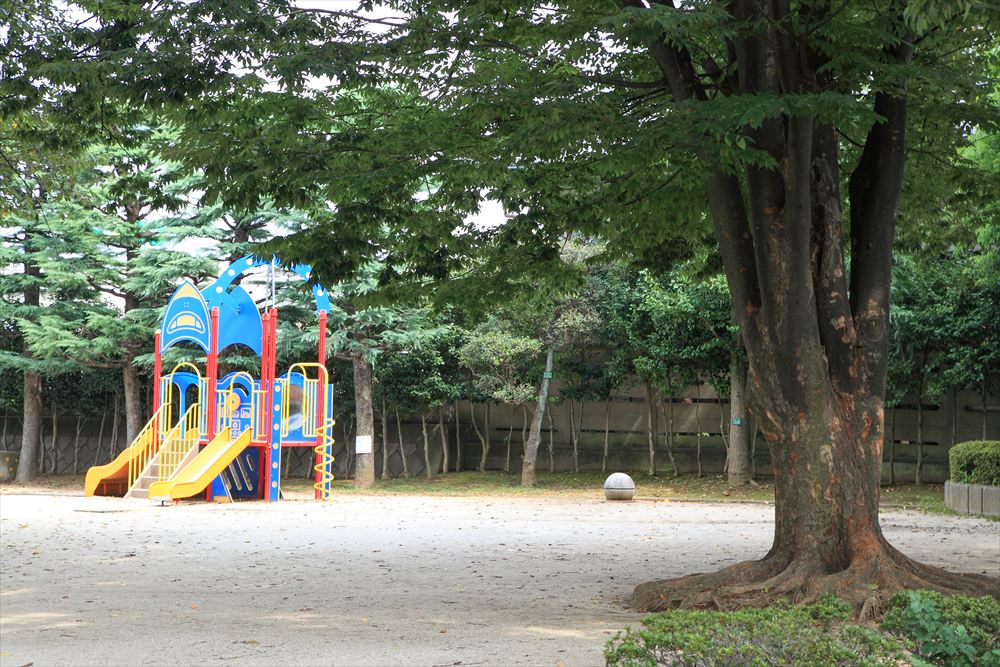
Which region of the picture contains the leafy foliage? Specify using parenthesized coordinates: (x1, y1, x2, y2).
(605, 595, 905, 667)
(882, 590, 1000, 667)
(948, 441, 1000, 486)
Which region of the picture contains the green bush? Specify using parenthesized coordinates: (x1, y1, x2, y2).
(882, 590, 1000, 667)
(604, 595, 906, 667)
(949, 440, 1000, 486)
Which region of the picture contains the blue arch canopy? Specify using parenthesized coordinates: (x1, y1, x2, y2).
(204, 255, 331, 314)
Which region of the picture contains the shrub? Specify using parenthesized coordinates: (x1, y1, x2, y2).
(604, 596, 906, 667)
(949, 440, 1000, 486)
(882, 590, 1000, 667)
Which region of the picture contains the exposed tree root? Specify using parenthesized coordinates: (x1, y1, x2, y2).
(631, 545, 999, 615)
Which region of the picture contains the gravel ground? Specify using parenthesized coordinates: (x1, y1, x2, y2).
(1, 492, 997, 667)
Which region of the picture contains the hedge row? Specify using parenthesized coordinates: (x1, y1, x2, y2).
(949, 440, 1000, 487)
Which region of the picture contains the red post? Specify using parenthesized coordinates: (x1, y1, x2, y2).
(205, 307, 220, 502)
(261, 310, 272, 499)
(206, 307, 219, 442)
(152, 332, 162, 450)
(262, 310, 279, 502)
(153, 332, 162, 414)
(315, 311, 328, 499)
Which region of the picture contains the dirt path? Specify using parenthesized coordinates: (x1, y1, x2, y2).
(1, 493, 997, 667)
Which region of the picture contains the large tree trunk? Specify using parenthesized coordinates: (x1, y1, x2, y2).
(16, 373, 42, 482)
(122, 359, 143, 446)
(631, 4, 995, 610)
(352, 355, 376, 489)
(727, 353, 751, 487)
(521, 348, 554, 486)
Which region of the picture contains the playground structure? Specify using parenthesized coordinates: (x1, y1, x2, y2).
(84, 255, 335, 503)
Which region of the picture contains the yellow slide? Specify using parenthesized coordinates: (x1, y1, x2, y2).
(85, 410, 162, 497)
(148, 428, 253, 501)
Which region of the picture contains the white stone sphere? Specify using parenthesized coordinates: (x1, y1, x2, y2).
(604, 472, 635, 501)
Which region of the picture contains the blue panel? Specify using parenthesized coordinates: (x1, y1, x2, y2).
(210, 255, 332, 315)
(220, 449, 259, 500)
(202, 284, 263, 355)
(160, 280, 211, 353)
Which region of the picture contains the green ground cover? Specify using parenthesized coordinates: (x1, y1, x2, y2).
(605, 591, 1000, 667)
(4, 472, 952, 514)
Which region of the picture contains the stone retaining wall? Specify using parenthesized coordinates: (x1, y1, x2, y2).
(944, 480, 1000, 516)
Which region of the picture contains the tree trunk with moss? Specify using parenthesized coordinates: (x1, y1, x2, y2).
(352, 355, 375, 489)
(521, 348, 554, 487)
(631, 7, 995, 609)
(727, 354, 751, 486)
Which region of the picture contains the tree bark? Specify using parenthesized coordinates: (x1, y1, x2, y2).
(381, 396, 390, 479)
(521, 347, 554, 486)
(644, 382, 656, 476)
(982, 379, 988, 440)
(602, 401, 610, 474)
(352, 355, 376, 489)
(569, 399, 581, 473)
(48, 406, 58, 474)
(453, 400, 462, 472)
(888, 407, 896, 486)
(546, 407, 555, 473)
(109, 395, 120, 455)
(694, 384, 703, 478)
(477, 402, 491, 472)
(421, 412, 431, 479)
(916, 392, 924, 486)
(122, 359, 143, 446)
(94, 404, 107, 466)
(664, 397, 678, 476)
(631, 5, 995, 609)
(438, 405, 449, 474)
(503, 409, 515, 473)
(16, 372, 42, 482)
(395, 408, 410, 478)
(727, 353, 751, 486)
(73, 416, 85, 474)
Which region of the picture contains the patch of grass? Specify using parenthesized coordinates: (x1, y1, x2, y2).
(878, 484, 951, 515)
(2, 471, 963, 517)
(605, 594, 907, 667)
(281, 471, 778, 501)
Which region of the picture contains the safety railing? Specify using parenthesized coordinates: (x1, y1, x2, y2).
(198, 378, 209, 438)
(284, 363, 335, 499)
(157, 403, 202, 482)
(126, 405, 170, 490)
(252, 387, 268, 440)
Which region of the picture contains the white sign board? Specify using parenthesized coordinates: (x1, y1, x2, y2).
(356, 435, 373, 455)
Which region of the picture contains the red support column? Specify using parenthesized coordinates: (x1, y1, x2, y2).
(153, 332, 162, 413)
(261, 310, 272, 500)
(152, 332, 162, 452)
(205, 307, 220, 502)
(315, 311, 328, 499)
(263, 310, 280, 502)
(206, 307, 220, 442)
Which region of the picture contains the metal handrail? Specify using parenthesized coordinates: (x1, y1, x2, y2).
(126, 405, 170, 490)
(157, 403, 202, 482)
